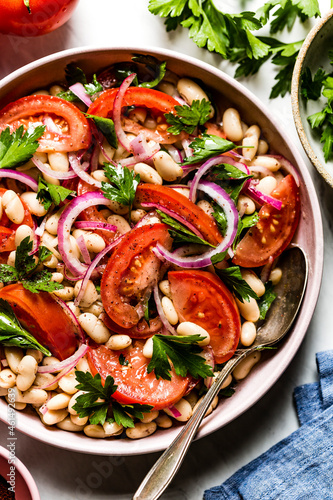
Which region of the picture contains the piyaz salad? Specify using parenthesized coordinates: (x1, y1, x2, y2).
(0, 55, 300, 440)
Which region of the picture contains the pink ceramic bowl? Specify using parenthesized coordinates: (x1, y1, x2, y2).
(0, 446, 40, 500)
(0, 46, 324, 456)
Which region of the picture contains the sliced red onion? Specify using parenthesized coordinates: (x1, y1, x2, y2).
(43, 116, 62, 135)
(1, 358, 8, 368)
(52, 295, 86, 343)
(74, 234, 123, 306)
(174, 96, 188, 107)
(153, 180, 238, 268)
(39, 362, 78, 390)
(164, 144, 183, 163)
(68, 152, 101, 188)
(246, 183, 282, 210)
(39, 392, 52, 415)
(58, 191, 115, 276)
(267, 155, 300, 187)
(76, 235, 91, 265)
(33, 155, 77, 180)
(167, 405, 182, 418)
(189, 155, 250, 203)
(74, 221, 117, 232)
(261, 256, 274, 283)
(35, 213, 49, 237)
(181, 138, 193, 158)
(30, 219, 40, 255)
(0, 169, 38, 191)
(119, 135, 160, 167)
(140, 202, 205, 239)
(153, 284, 177, 335)
(69, 82, 92, 107)
(113, 73, 137, 151)
(90, 144, 100, 172)
(38, 344, 89, 374)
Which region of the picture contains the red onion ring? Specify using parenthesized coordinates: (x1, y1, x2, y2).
(76, 235, 91, 265)
(167, 405, 182, 418)
(246, 183, 282, 210)
(164, 144, 183, 163)
(38, 344, 89, 374)
(43, 116, 62, 135)
(113, 73, 137, 151)
(0, 169, 38, 191)
(33, 155, 81, 180)
(69, 82, 92, 107)
(68, 152, 101, 188)
(74, 221, 117, 232)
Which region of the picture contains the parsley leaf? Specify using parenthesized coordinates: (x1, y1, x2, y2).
(0, 125, 45, 169)
(215, 266, 259, 303)
(102, 164, 140, 214)
(165, 99, 212, 135)
(0, 298, 51, 355)
(0, 237, 63, 294)
(212, 163, 253, 203)
(37, 177, 74, 211)
(112, 402, 154, 428)
(86, 114, 118, 149)
(300, 67, 327, 101)
(258, 281, 277, 320)
(156, 209, 215, 247)
(58, 64, 103, 102)
(132, 54, 167, 89)
(181, 134, 238, 165)
(119, 354, 129, 366)
(147, 334, 214, 380)
(233, 213, 260, 251)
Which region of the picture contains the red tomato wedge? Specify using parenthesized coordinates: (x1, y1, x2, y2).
(87, 87, 186, 144)
(233, 175, 300, 268)
(0, 188, 34, 252)
(168, 270, 241, 364)
(101, 223, 172, 329)
(88, 342, 190, 410)
(0, 284, 78, 360)
(0, 95, 91, 153)
(102, 313, 163, 340)
(135, 183, 222, 247)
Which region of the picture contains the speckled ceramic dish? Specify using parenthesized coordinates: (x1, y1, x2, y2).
(0, 47, 324, 456)
(0, 446, 40, 500)
(291, 9, 333, 186)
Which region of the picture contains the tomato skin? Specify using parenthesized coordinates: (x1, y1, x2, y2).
(87, 87, 186, 144)
(88, 342, 190, 410)
(135, 184, 222, 246)
(102, 313, 163, 340)
(233, 175, 300, 268)
(0, 95, 91, 153)
(101, 223, 172, 329)
(0, 0, 79, 37)
(168, 270, 241, 364)
(0, 188, 34, 252)
(0, 227, 15, 253)
(0, 284, 77, 360)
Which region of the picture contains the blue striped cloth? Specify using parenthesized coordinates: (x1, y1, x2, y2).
(204, 351, 333, 500)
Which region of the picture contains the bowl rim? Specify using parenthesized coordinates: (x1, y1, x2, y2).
(0, 445, 40, 500)
(291, 8, 333, 187)
(0, 45, 324, 456)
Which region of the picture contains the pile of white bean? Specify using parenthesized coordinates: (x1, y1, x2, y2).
(0, 71, 288, 440)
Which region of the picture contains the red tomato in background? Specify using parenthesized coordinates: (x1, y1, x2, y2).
(0, 95, 91, 153)
(168, 270, 241, 364)
(88, 342, 190, 410)
(0, 0, 79, 37)
(232, 175, 300, 268)
(0, 284, 78, 360)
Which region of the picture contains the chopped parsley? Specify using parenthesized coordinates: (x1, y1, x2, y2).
(86, 114, 118, 149)
(57, 64, 103, 102)
(258, 281, 277, 320)
(36, 177, 74, 211)
(181, 134, 237, 165)
(156, 209, 215, 247)
(102, 164, 140, 215)
(0, 125, 45, 169)
(132, 54, 167, 89)
(165, 99, 212, 135)
(215, 266, 259, 303)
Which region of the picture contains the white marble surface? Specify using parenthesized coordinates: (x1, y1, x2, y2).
(0, 1, 332, 498)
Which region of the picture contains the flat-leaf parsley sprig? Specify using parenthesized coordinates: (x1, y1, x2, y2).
(165, 99, 212, 135)
(102, 164, 140, 217)
(0, 125, 45, 169)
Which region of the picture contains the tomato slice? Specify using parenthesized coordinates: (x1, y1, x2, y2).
(102, 313, 163, 339)
(87, 87, 186, 144)
(0, 188, 34, 252)
(0, 284, 78, 360)
(135, 184, 222, 246)
(168, 270, 241, 364)
(233, 175, 300, 268)
(101, 223, 172, 329)
(0, 95, 91, 153)
(88, 342, 190, 410)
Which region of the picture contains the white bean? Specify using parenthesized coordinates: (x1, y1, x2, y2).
(140, 410, 159, 423)
(68, 390, 86, 415)
(236, 297, 260, 322)
(16, 355, 37, 392)
(184, 391, 199, 408)
(47, 393, 71, 410)
(257, 140, 269, 155)
(241, 270, 265, 297)
(91, 169, 108, 182)
(20, 191, 48, 217)
(105, 334, 132, 351)
(152, 151, 183, 182)
(43, 254, 59, 268)
(20, 387, 48, 406)
(34, 373, 58, 391)
(103, 421, 123, 436)
(237, 195, 256, 215)
(177, 78, 210, 105)
(7, 251, 16, 267)
(98, 140, 115, 165)
(84, 424, 107, 438)
(81, 302, 104, 317)
(43, 409, 68, 426)
(58, 371, 78, 395)
(2, 190, 25, 224)
(192, 395, 218, 417)
(48, 152, 69, 172)
(158, 279, 171, 298)
(52, 286, 74, 301)
(269, 267, 282, 285)
(26, 349, 43, 364)
(126, 422, 157, 439)
(143, 337, 154, 359)
(74, 280, 98, 308)
(241, 321, 257, 346)
(113, 134, 136, 161)
(14, 225, 33, 247)
(197, 199, 214, 216)
(250, 156, 280, 172)
(155, 414, 173, 428)
(45, 209, 64, 235)
(42, 356, 61, 369)
(134, 162, 163, 185)
(57, 416, 85, 432)
(0, 369, 16, 389)
(128, 107, 147, 125)
(144, 116, 157, 130)
(83, 232, 106, 254)
(131, 209, 147, 224)
(242, 125, 260, 160)
(76, 356, 91, 374)
(222, 108, 243, 142)
(49, 85, 65, 96)
(70, 414, 89, 426)
(257, 176, 277, 196)
(161, 296, 178, 325)
(157, 81, 176, 96)
(4, 347, 23, 374)
(51, 272, 64, 283)
(78, 314, 111, 344)
(233, 351, 261, 380)
(177, 322, 210, 346)
(106, 215, 131, 234)
(164, 398, 192, 422)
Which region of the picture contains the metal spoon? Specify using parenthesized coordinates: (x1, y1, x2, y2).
(133, 246, 308, 500)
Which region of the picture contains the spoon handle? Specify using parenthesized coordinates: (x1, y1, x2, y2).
(133, 350, 250, 500)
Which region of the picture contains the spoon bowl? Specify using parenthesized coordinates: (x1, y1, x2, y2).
(134, 246, 308, 500)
